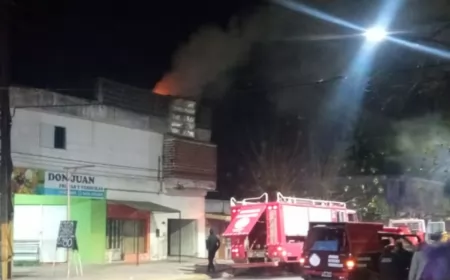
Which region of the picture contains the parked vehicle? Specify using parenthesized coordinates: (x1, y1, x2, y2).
(301, 222, 420, 280)
(222, 192, 358, 271)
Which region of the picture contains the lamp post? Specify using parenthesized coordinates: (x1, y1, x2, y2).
(63, 164, 94, 278)
(364, 26, 387, 42)
(64, 165, 95, 221)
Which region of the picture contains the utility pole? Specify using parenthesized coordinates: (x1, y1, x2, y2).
(63, 165, 93, 278)
(0, 0, 14, 279)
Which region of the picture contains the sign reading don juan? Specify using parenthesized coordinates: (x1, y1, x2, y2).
(44, 171, 106, 199)
(56, 220, 78, 250)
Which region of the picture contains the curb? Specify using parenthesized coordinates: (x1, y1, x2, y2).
(175, 274, 211, 280)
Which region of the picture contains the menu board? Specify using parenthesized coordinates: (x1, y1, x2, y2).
(56, 220, 78, 250)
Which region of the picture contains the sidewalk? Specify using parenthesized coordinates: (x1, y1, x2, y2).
(12, 259, 233, 280)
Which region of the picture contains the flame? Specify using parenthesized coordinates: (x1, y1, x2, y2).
(153, 75, 176, 96)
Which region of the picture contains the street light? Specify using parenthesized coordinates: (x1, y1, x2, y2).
(364, 27, 387, 42)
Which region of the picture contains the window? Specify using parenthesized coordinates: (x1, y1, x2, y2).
(40, 123, 67, 149)
(106, 219, 123, 249)
(123, 220, 146, 254)
(305, 227, 347, 252)
(54, 126, 66, 149)
(348, 213, 356, 222)
(106, 218, 146, 253)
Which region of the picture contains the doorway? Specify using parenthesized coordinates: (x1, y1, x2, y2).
(167, 219, 197, 257)
(106, 218, 146, 261)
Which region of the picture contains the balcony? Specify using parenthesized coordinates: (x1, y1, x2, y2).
(162, 135, 216, 191)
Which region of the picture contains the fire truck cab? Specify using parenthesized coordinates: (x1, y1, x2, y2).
(222, 192, 358, 270)
(388, 219, 426, 241)
(388, 218, 448, 243)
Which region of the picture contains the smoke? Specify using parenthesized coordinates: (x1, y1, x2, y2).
(394, 114, 450, 181)
(153, 8, 268, 97)
(392, 115, 450, 215)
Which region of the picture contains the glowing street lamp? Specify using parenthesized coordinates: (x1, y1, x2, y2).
(364, 27, 387, 42)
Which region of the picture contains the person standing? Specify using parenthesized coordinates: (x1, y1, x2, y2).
(206, 229, 221, 273)
(392, 241, 413, 280)
(379, 240, 399, 280)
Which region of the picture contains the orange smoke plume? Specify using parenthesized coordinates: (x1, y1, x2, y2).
(153, 75, 177, 96)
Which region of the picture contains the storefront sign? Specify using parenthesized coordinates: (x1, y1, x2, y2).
(12, 167, 106, 199)
(44, 172, 106, 198)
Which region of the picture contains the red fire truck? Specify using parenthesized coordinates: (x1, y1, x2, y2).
(222, 192, 358, 270)
(388, 218, 447, 243)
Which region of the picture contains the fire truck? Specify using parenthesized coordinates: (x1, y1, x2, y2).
(222, 192, 358, 270)
(388, 218, 447, 242)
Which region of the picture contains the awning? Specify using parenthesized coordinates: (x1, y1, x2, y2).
(109, 200, 180, 213)
(222, 205, 266, 237)
(205, 213, 231, 222)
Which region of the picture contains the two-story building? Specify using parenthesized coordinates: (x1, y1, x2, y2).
(10, 79, 216, 264)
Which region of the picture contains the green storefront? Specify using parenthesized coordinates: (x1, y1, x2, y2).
(12, 167, 107, 264)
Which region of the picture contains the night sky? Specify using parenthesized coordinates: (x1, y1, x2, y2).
(10, 0, 266, 199)
(11, 0, 260, 91)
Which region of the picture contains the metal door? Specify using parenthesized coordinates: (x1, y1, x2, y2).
(168, 219, 197, 257)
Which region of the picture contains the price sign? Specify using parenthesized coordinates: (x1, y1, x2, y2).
(56, 220, 78, 250)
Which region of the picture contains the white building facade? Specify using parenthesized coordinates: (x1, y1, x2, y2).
(10, 85, 215, 263)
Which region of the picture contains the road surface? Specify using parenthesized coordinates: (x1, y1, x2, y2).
(215, 271, 303, 280)
(231, 277, 302, 280)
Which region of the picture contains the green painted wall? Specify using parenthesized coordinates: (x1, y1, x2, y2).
(14, 194, 106, 264)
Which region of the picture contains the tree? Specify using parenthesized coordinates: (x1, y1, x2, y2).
(359, 36, 450, 218)
(239, 114, 306, 197)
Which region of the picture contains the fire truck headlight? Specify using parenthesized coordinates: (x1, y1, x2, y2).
(282, 251, 287, 256)
(300, 257, 305, 264)
(345, 259, 355, 270)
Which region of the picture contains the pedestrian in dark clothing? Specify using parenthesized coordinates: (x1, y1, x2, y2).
(379, 244, 399, 280)
(392, 241, 413, 280)
(206, 229, 221, 273)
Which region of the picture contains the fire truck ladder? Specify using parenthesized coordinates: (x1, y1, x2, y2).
(276, 192, 347, 208)
(230, 193, 269, 206)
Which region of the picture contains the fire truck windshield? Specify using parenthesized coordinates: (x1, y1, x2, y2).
(305, 227, 346, 252)
(391, 222, 419, 231)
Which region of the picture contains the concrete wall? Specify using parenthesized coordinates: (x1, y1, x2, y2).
(11, 108, 162, 192)
(10, 86, 168, 134)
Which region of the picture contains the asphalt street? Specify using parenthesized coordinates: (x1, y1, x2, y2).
(212, 270, 304, 280)
(231, 276, 302, 280)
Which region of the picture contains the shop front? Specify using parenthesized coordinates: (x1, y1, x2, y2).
(106, 203, 150, 263)
(12, 167, 107, 264)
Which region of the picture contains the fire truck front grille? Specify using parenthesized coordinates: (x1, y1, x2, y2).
(248, 257, 265, 263)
